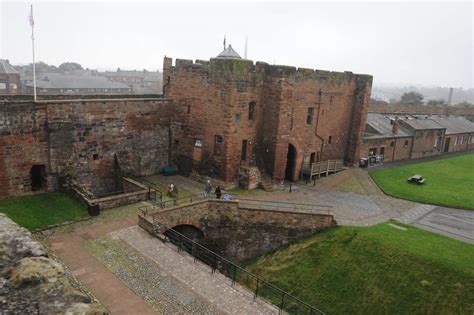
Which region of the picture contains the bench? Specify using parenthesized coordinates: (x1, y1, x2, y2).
(408, 174, 426, 184)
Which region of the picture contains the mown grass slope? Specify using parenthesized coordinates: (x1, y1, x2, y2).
(245, 222, 474, 314)
(0, 192, 87, 230)
(369, 153, 474, 209)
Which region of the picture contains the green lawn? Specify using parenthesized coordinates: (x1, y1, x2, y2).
(244, 223, 474, 315)
(370, 153, 474, 209)
(0, 192, 88, 230)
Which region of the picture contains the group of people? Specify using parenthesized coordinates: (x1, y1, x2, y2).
(204, 180, 222, 199)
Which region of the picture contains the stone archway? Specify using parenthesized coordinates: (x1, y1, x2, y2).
(165, 224, 204, 242)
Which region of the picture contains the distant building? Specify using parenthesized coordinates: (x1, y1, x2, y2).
(101, 69, 162, 94)
(25, 72, 132, 95)
(0, 59, 20, 95)
(361, 113, 474, 162)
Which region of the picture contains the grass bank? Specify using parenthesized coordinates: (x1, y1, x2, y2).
(369, 153, 474, 209)
(244, 222, 474, 314)
(0, 192, 88, 230)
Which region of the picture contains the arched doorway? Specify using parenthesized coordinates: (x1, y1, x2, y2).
(285, 144, 297, 181)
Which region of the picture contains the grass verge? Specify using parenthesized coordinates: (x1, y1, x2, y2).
(0, 192, 88, 230)
(244, 222, 474, 314)
(369, 153, 474, 209)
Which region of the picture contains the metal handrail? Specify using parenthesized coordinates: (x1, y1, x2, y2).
(238, 198, 333, 215)
(125, 175, 163, 200)
(164, 227, 325, 315)
(138, 194, 332, 216)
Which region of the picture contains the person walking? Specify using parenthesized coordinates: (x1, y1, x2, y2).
(204, 180, 212, 198)
(215, 185, 222, 199)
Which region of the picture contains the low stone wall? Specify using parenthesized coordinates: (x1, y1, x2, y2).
(72, 177, 149, 211)
(238, 166, 261, 190)
(0, 214, 106, 314)
(139, 199, 336, 261)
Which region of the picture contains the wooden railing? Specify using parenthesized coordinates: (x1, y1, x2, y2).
(303, 159, 344, 181)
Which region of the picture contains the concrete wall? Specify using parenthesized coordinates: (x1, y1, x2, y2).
(140, 199, 336, 261)
(0, 98, 171, 199)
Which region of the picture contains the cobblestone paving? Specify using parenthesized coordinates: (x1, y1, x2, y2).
(84, 235, 219, 314)
(112, 226, 279, 315)
(249, 169, 420, 226)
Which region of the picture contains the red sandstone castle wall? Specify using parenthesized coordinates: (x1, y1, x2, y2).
(165, 57, 372, 183)
(0, 98, 171, 199)
(0, 102, 49, 198)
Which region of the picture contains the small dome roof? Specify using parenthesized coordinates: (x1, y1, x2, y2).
(216, 45, 241, 59)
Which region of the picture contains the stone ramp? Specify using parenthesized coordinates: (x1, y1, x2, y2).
(413, 207, 474, 244)
(113, 226, 280, 315)
(397, 204, 436, 224)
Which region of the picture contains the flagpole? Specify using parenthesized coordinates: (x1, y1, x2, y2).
(30, 4, 37, 102)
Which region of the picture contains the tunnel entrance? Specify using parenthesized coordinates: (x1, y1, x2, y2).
(166, 224, 205, 241)
(30, 165, 46, 191)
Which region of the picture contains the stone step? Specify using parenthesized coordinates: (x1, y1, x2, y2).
(397, 204, 436, 224)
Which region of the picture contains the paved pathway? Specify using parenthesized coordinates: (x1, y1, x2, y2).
(113, 226, 279, 315)
(397, 204, 437, 224)
(47, 219, 156, 315)
(412, 206, 474, 244)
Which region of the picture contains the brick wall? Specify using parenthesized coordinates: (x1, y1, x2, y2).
(360, 136, 413, 161)
(0, 98, 171, 199)
(409, 129, 444, 159)
(444, 133, 474, 153)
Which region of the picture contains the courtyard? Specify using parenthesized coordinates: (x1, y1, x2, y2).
(0, 164, 460, 314)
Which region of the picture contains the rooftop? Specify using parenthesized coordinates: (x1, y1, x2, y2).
(365, 113, 412, 138)
(0, 59, 19, 74)
(26, 73, 130, 90)
(397, 115, 445, 130)
(216, 45, 241, 59)
(428, 115, 474, 135)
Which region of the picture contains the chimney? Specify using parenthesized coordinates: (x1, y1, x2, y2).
(392, 117, 399, 134)
(447, 87, 453, 105)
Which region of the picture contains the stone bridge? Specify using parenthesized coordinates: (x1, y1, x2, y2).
(139, 199, 336, 261)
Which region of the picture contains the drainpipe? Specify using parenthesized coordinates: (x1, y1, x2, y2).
(314, 89, 325, 161)
(392, 138, 396, 161)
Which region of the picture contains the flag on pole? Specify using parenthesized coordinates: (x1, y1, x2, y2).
(223, 35, 226, 50)
(28, 6, 34, 26)
(29, 4, 37, 101)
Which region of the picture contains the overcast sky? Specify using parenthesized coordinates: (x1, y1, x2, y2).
(1, 1, 473, 88)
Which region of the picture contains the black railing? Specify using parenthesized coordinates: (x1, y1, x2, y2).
(164, 227, 325, 315)
(137, 193, 216, 215)
(238, 198, 332, 215)
(125, 175, 163, 200)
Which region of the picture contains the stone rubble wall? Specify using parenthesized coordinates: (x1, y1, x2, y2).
(0, 98, 172, 199)
(140, 199, 336, 261)
(0, 213, 107, 314)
